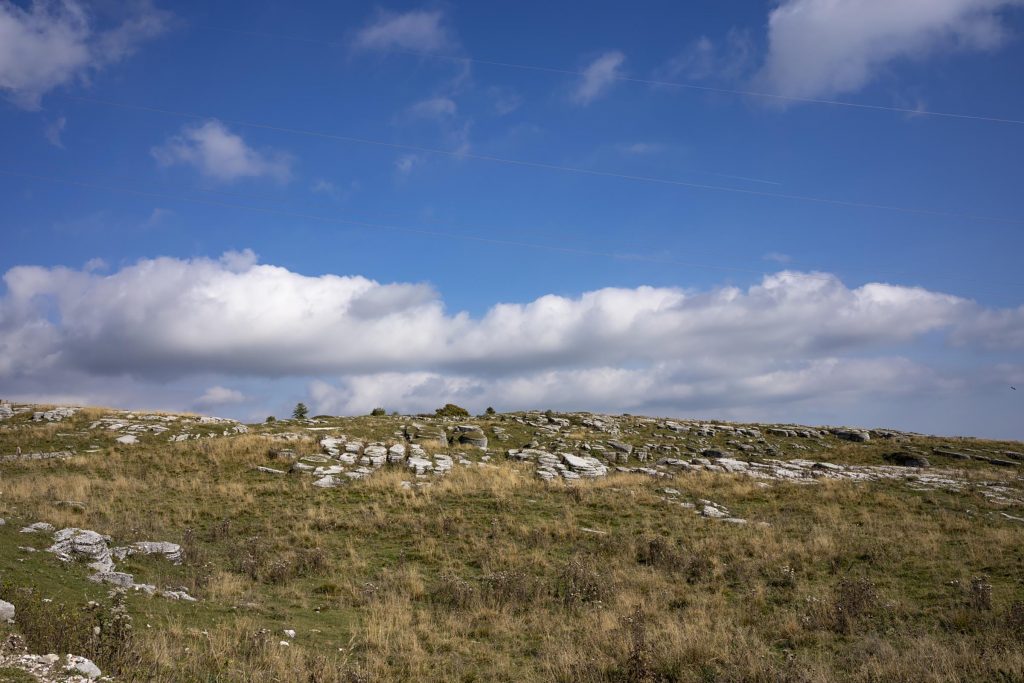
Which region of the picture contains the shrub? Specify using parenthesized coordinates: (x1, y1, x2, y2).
(370, 407, 386, 416)
(485, 406, 496, 416)
(434, 403, 470, 418)
(556, 557, 606, 606)
(265, 415, 275, 423)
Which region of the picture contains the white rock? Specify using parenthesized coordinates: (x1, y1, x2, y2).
(48, 528, 115, 573)
(66, 655, 101, 680)
(115, 434, 138, 445)
(0, 599, 14, 622)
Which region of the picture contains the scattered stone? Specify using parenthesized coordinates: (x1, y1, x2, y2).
(20, 521, 55, 534)
(115, 434, 139, 445)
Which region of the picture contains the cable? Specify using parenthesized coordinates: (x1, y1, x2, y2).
(0, 167, 834, 281)
(201, 24, 1024, 127)
(58, 94, 1024, 227)
(4, 167, 1023, 292)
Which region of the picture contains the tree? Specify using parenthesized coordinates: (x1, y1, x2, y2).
(434, 403, 470, 418)
(370, 407, 386, 416)
(292, 402, 309, 420)
(265, 416, 276, 423)
(485, 406, 496, 416)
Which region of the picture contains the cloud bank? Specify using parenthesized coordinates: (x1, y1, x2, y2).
(2, 251, 1022, 435)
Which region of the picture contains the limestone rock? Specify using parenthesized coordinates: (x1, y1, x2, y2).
(48, 528, 115, 573)
(883, 452, 931, 468)
(0, 599, 14, 622)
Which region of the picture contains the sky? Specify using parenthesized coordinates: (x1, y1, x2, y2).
(1, 0, 1023, 438)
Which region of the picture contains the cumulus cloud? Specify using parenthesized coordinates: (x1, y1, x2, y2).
(0, 0, 171, 108)
(352, 9, 453, 53)
(151, 120, 292, 183)
(3, 250, 1024, 434)
(573, 51, 625, 105)
(756, 0, 1024, 100)
(194, 385, 245, 409)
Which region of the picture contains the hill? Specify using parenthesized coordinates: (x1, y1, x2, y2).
(0, 401, 1022, 681)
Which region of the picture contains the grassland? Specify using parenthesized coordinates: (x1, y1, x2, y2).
(0, 405, 1022, 682)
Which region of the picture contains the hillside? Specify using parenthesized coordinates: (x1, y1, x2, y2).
(0, 400, 1022, 682)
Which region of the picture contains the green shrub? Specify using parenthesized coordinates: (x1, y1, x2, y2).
(434, 403, 470, 418)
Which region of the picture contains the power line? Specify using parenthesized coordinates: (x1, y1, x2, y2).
(4, 168, 1022, 292)
(201, 24, 1024, 127)
(59, 94, 1024, 227)
(0, 167, 772, 275)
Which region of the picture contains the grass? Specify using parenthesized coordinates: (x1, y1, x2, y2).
(0, 406, 1022, 681)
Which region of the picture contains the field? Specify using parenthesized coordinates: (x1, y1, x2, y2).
(0, 403, 1022, 682)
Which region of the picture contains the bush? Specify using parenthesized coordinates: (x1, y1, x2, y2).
(370, 407, 386, 416)
(485, 406, 496, 416)
(434, 403, 470, 418)
(265, 415, 275, 423)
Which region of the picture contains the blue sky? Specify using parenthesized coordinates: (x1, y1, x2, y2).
(2, 0, 1023, 438)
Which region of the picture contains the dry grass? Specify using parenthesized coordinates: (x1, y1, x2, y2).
(1, 413, 1023, 682)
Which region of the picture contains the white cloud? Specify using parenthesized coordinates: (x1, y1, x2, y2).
(573, 51, 625, 105)
(408, 96, 457, 119)
(44, 115, 66, 147)
(151, 120, 292, 183)
(0, 0, 171, 108)
(756, 0, 1024, 100)
(394, 153, 420, 175)
(194, 385, 245, 409)
(352, 9, 452, 53)
(658, 29, 754, 82)
(3, 249, 1023, 431)
(141, 207, 172, 229)
(619, 142, 663, 155)
(763, 251, 792, 264)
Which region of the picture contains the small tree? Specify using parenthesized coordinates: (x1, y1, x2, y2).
(485, 406, 496, 416)
(370, 407, 386, 416)
(434, 403, 470, 418)
(265, 416, 276, 423)
(292, 402, 309, 420)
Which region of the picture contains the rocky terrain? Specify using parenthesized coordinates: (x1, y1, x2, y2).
(0, 399, 1022, 682)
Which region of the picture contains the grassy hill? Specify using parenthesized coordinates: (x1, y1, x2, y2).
(0, 402, 1022, 681)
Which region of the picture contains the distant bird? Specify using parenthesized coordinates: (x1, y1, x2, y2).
(1013, 386, 1018, 390)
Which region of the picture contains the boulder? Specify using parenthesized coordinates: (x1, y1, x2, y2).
(48, 528, 115, 572)
(883, 452, 931, 468)
(458, 428, 488, 448)
(833, 429, 870, 443)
